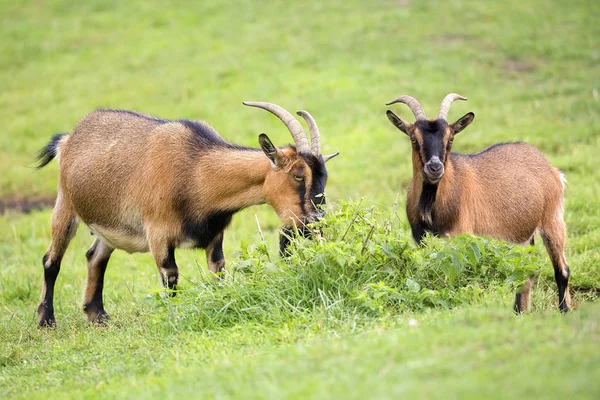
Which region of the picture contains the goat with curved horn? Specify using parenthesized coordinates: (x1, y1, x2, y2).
(438, 93, 467, 120)
(33, 101, 339, 326)
(243, 101, 310, 153)
(386, 95, 427, 121)
(385, 93, 572, 314)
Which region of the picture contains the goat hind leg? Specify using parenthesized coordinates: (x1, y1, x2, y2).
(37, 193, 78, 327)
(541, 220, 571, 312)
(83, 238, 114, 324)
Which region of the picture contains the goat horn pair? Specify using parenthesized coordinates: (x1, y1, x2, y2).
(296, 110, 320, 155)
(243, 102, 321, 155)
(386, 93, 467, 121)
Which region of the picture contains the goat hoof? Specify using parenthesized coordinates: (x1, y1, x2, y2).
(38, 315, 56, 328)
(85, 303, 111, 325)
(166, 285, 178, 297)
(37, 304, 56, 327)
(88, 310, 111, 325)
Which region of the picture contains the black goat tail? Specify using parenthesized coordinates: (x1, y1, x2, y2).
(35, 133, 68, 169)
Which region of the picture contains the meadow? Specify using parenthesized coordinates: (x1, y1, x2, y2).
(1, 0, 599, 398)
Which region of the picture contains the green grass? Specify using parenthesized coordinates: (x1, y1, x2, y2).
(3, 301, 599, 399)
(1, 0, 599, 398)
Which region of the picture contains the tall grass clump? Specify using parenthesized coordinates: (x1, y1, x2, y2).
(151, 202, 542, 330)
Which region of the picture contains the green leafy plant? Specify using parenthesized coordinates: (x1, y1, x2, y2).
(154, 201, 544, 329)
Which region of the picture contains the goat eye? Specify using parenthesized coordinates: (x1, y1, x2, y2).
(293, 175, 304, 181)
(411, 139, 420, 150)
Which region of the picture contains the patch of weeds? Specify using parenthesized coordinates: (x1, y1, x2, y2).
(149, 202, 542, 329)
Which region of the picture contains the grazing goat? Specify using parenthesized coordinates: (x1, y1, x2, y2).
(35, 103, 339, 326)
(385, 94, 570, 312)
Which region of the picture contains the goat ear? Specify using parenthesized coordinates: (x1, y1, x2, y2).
(451, 112, 475, 135)
(258, 133, 282, 166)
(322, 152, 340, 163)
(386, 110, 411, 135)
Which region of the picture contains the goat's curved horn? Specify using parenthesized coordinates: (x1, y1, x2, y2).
(385, 95, 426, 121)
(296, 110, 320, 155)
(243, 102, 310, 153)
(438, 93, 467, 120)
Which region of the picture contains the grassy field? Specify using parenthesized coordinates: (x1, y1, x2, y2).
(1, 0, 599, 398)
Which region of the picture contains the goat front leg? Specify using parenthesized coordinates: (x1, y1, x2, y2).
(149, 233, 179, 296)
(410, 222, 428, 246)
(513, 277, 533, 314)
(206, 232, 225, 275)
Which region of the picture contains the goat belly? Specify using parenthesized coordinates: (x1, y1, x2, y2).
(89, 224, 149, 253)
(178, 238, 200, 249)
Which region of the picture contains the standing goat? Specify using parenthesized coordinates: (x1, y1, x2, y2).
(385, 94, 570, 312)
(35, 102, 339, 326)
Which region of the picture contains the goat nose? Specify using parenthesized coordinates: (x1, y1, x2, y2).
(307, 210, 326, 223)
(428, 161, 442, 173)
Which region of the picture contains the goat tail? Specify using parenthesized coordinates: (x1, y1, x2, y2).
(35, 133, 69, 169)
(558, 169, 567, 193)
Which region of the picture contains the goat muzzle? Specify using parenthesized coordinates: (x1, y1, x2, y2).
(424, 157, 445, 184)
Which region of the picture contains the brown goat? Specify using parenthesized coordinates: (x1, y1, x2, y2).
(385, 94, 570, 312)
(35, 103, 339, 326)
